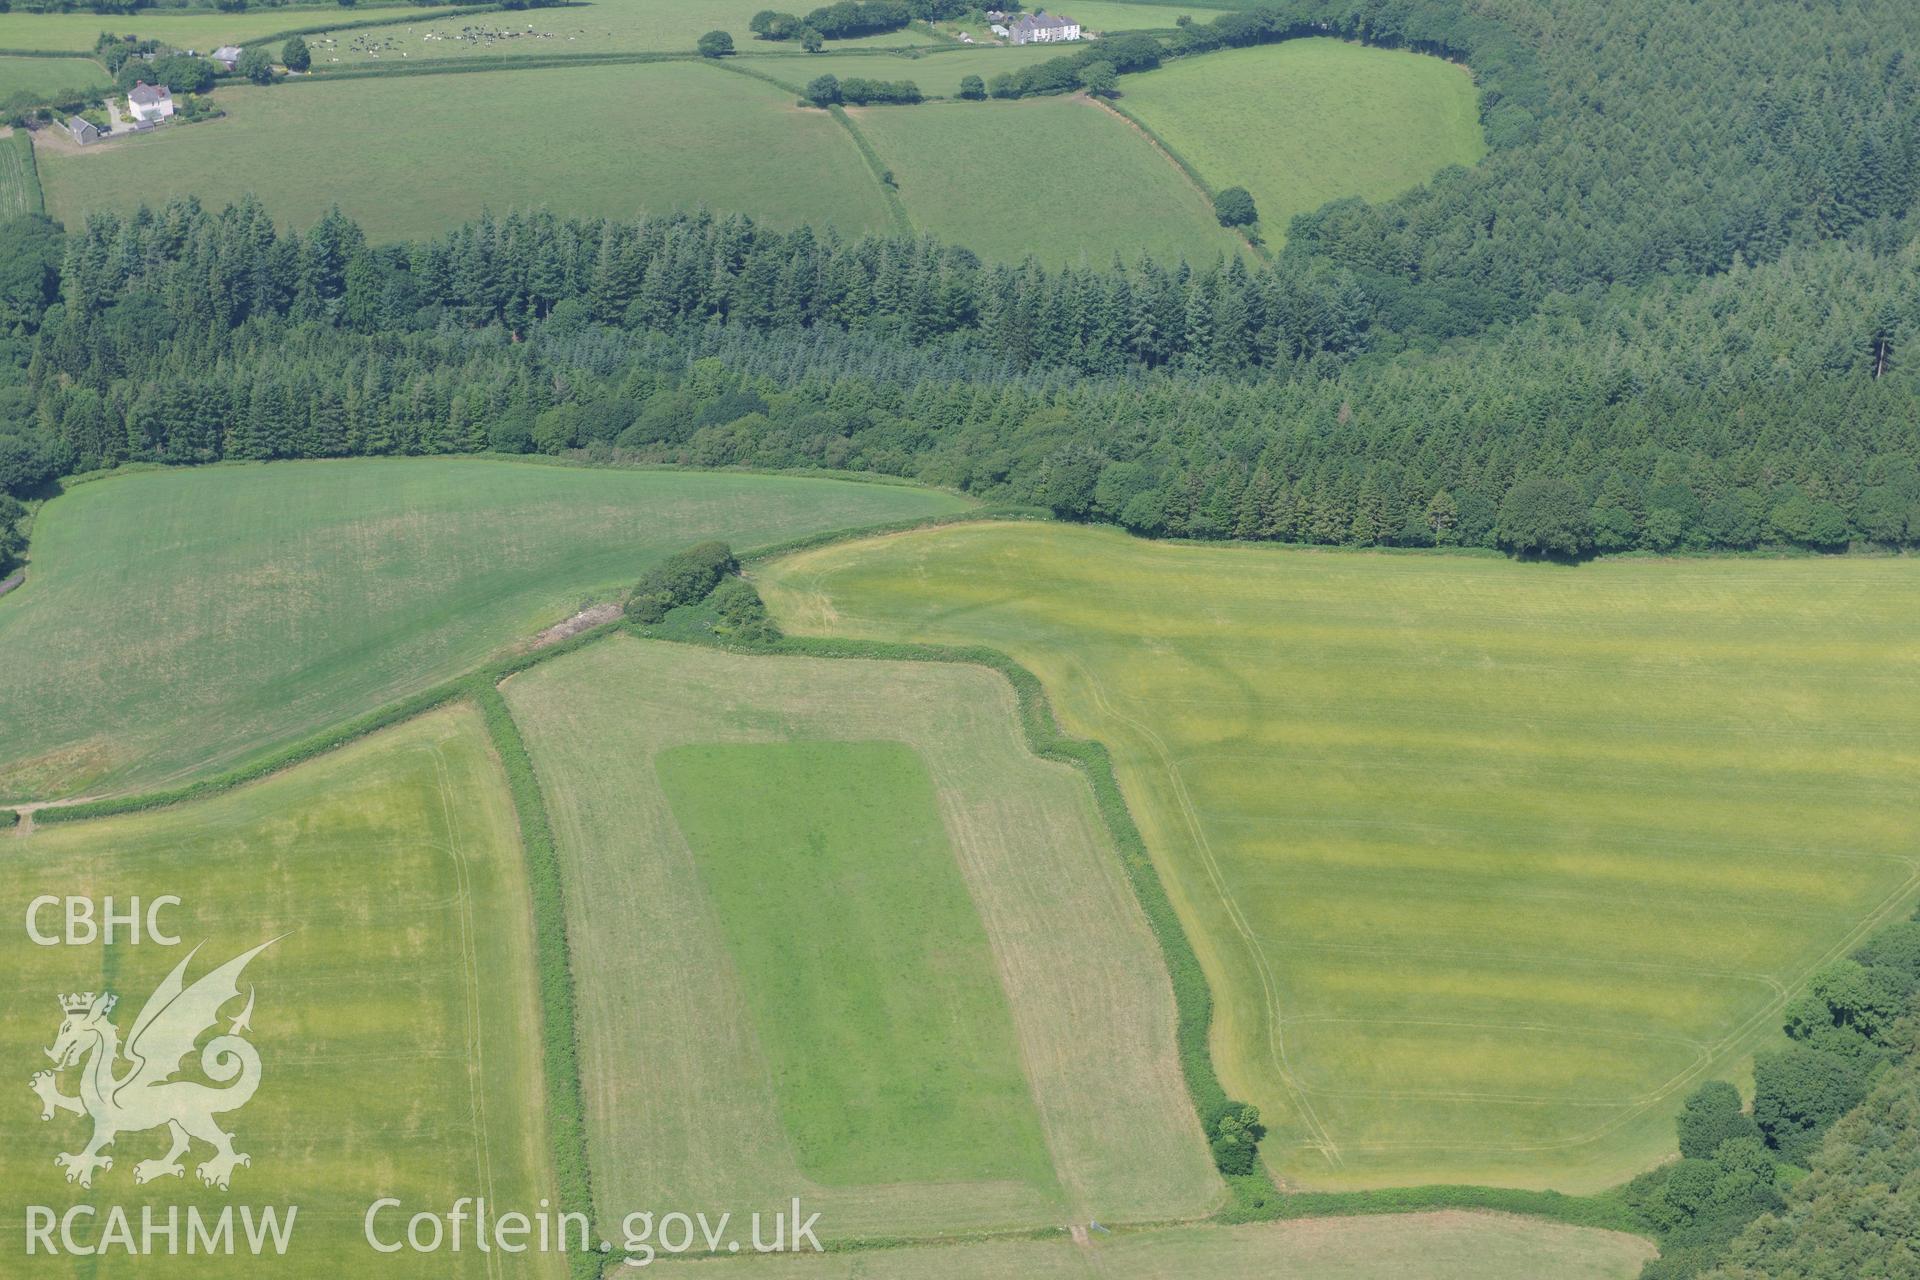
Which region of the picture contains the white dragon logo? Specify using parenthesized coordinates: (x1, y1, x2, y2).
(30, 938, 278, 1191)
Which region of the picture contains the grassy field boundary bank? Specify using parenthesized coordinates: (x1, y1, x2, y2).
(3, 130, 45, 217)
(1095, 95, 1267, 258)
(32, 677, 469, 824)
(472, 674, 600, 1280)
(707, 54, 806, 98)
(826, 103, 914, 235)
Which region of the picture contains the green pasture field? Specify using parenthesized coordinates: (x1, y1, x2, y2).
(759, 523, 1920, 1191)
(1118, 38, 1485, 242)
(0, 54, 109, 99)
(309, 0, 926, 65)
(502, 637, 1220, 1238)
(739, 43, 1069, 96)
(0, 705, 562, 1277)
(0, 130, 42, 217)
(0, 459, 966, 804)
(680, 1209, 1656, 1278)
(851, 96, 1246, 264)
(0, 5, 463, 53)
(1068, 1, 1234, 31)
(36, 60, 895, 242)
(656, 740, 1055, 1188)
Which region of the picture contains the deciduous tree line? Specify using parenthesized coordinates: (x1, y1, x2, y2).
(1627, 907, 1920, 1279)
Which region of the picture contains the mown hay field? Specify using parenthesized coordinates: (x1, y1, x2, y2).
(37, 61, 895, 242)
(0, 459, 966, 803)
(502, 637, 1221, 1239)
(676, 1209, 1656, 1278)
(0, 130, 42, 217)
(850, 96, 1247, 265)
(1117, 38, 1485, 242)
(759, 522, 1920, 1191)
(0, 706, 561, 1276)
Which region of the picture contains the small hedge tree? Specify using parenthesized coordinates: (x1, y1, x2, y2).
(282, 35, 311, 72)
(697, 29, 735, 57)
(237, 48, 275, 85)
(1213, 186, 1257, 227)
(1078, 60, 1117, 98)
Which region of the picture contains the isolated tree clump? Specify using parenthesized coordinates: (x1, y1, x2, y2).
(281, 35, 311, 72)
(1496, 475, 1591, 556)
(1212, 186, 1257, 227)
(625, 541, 738, 623)
(236, 48, 275, 85)
(697, 29, 735, 57)
(1204, 1099, 1263, 1175)
(957, 74, 985, 100)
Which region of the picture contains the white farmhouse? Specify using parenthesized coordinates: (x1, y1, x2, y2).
(1008, 12, 1080, 43)
(127, 81, 175, 123)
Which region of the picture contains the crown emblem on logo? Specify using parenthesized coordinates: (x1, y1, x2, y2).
(59, 992, 114, 1016)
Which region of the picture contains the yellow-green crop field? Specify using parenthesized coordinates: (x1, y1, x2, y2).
(1, 706, 561, 1276)
(759, 522, 1920, 1191)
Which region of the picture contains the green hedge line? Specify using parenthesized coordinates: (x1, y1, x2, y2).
(826, 104, 913, 236)
(708, 56, 803, 95)
(295, 48, 683, 81)
(35, 678, 468, 824)
(634, 602, 1282, 1213)
(1100, 97, 1266, 260)
(470, 677, 600, 1280)
(1253, 1182, 1646, 1233)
